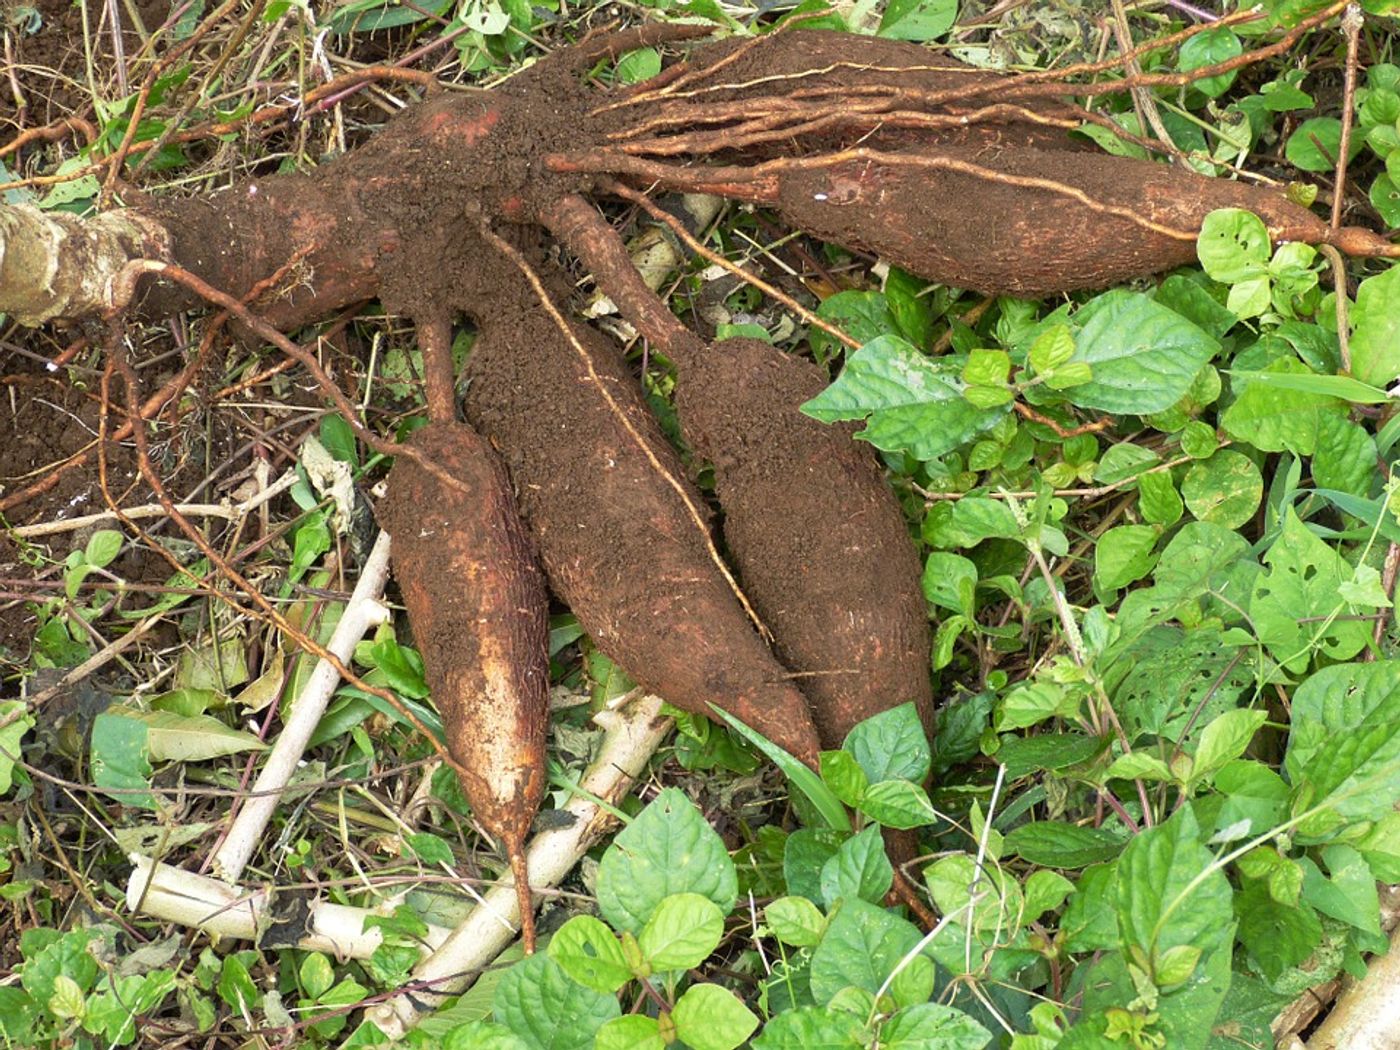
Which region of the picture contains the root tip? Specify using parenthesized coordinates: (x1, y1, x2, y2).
(1331, 226, 1400, 258)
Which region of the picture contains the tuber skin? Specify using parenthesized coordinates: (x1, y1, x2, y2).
(670, 337, 935, 749)
(461, 287, 824, 770)
(377, 422, 551, 952)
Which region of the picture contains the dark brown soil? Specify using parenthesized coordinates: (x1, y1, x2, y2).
(463, 285, 823, 768)
(672, 337, 934, 748)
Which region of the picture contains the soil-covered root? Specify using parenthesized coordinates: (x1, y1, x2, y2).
(377, 422, 550, 951)
(462, 302, 823, 769)
(670, 337, 934, 748)
(768, 145, 1366, 296)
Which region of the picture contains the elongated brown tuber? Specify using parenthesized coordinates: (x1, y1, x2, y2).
(378, 422, 551, 952)
(671, 337, 935, 748)
(463, 292, 824, 768)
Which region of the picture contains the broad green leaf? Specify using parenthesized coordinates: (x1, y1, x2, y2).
(925, 853, 1023, 933)
(1285, 117, 1362, 172)
(1221, 358, 1346, 453)
(1116, 808, 1232, 958)
(1181, 449, 1261, 528)
(922, 497, 1021, 548)
(820, 749, 868, 807)
(809, 897, 922, 1000)
(493, 955, 619, 1050)
(1350, 263, 1400, 386)
(90, 711, 156, 810)
(785, 828, 845, 904)
(1250, 510, 1371, 672)
(1285, 660, 1400, 821)
(615, 48, 661, 84)
(922, 552, 977, 613)
(596, 788, 738, 934)
(1093, 524, 1159, 593)
(1311, 414, 1377, 496)
(860, 779, 940, 829)
(810, 291, 896, 362)
(843, 702, 931, 784)
(1301, 846, 1380, 935)
(878, 1002, 992, 1049)
(819, 825, 893, 906)
(638, 893, 724, 971)
(0, 701, 34, 795)
(1214, 760, 1290, 840)
(672, 984, 760, 1050)
(1197, 209, 1270, 283)
(1005, 822, 1122, 869)
(801, 335, 1008, 459)
(1066, 291, 1219, 414)
(443, 1021, 533, 1050)
(547, 916, 631, 994)
(1107, 626, 1254, 743)
(1190, 709, 1267, 785)
(877, 0, 957, 41)
(84, 529, 124, 569)
(117, 708, 265, 762)
(1024, 869, 1076, 920)
(1371, 173, 1400, 226)
(766, 896, 828, 947)
(751, 1006, 864, 1050)
(1137, 471, 1183, 527)
(1178, 26, 1242, 97)
(1235, 880, 1321, 980)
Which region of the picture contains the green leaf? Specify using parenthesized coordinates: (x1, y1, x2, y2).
(922, 497, 1021, 548)
(1197, 209, 1270, 283)
(84, 529, 123, 569)
(119, 708, 265, 762)
(809, 897, 922, 1000)
(1178, 27, 1243, 97)
(1029, 324, 1076, 374)
(819, 824, 893, 906)
(810, 290, 896, 362)
(443, 1021, 532, 1050)
(493, 955, 620, 1050)
(860, 779, 940, 829)
(1285, 660, 1400, 822)
(1137, 471, 1183, 527)
(1004, 822, 1122, 869)
(1221, 358, 1347, 453)
(90, 711, 156, 810)
(1285, 116, 1362, 172)
(595, 788, 738, 934)
(1312, 415, 1378, 496)
(925, 852, 1022, 933)
(877, 0, 957, 41)
(1214, 760, 1290, 840)
(1115, 808, 1233, 959)
(1350, 263, 1400, 386)
(1181, 449, 1262, 528)
(766, 896, 828, 947)
(615, 48, 661, 84)
(1371, 173, 1400, 226)
(638, 893, 724, 971)
(879, 1002, 992, 1049)
(922, 552, 977, 613)
(1250, 509, 1371, 672)
(595, 1015, 663, 1050)
(672, 984, 760, 1050)
(843, 702, 931, 784)
(547, 916, 631, 994)
(1024, 869, 1076, 921)
(1236, 880, 1321, 980)
(751, 1006, 864, 1049)
(801, 335, 1008, 460)
(1066, 291, 1220, 414)
(1301, 845, 1381, 935)
(1094, 524, 1159, 593)
(820, 750, 869, 807)
(785, 828, 845, 904)
(1190, 709, 1267, 786)
(0, 701, 34, 795)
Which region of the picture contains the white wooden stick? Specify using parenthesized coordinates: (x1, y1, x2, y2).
(212, 528, 394, 882)
(124, 854, 454, 959)
(364, 693, 672, 1040)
